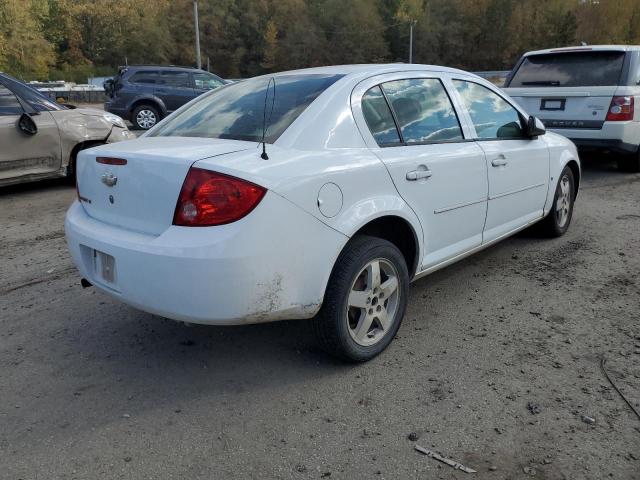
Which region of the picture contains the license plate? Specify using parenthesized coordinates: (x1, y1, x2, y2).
(93, 250, 116, 284)
(541, 99, 565, 111)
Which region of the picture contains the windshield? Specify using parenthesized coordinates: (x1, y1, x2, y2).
(149, 73, 344, 143)
(509, 51, 625, 87)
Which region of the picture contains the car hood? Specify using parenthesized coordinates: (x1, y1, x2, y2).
(50, 108, 116, 137)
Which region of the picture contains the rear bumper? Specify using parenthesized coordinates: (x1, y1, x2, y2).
(64, 194, 347, 325)
(548, 121, 640, 154)
(568, 138, 639, 154)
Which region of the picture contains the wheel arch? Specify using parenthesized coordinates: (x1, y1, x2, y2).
(129, 96, 166, 117)
(350, 214, 421, 278)
(565, 159, 580, 199)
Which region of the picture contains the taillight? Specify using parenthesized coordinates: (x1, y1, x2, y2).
(173, 168, 266, 226)
(606, 96, 634, 121)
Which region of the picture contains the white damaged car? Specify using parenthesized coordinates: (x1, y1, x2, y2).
(65, 64, 580, 361)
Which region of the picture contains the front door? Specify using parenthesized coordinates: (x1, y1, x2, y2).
(452, 79, 550, 242)
(0, 84, 61, 181)
(359, 77, 488, 270)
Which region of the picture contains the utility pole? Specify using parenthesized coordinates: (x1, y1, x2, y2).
(193, 0, 201, 69)
(409, 20, 416, 64)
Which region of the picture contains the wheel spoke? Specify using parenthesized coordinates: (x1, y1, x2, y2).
(367, 261, 381, 289)
(556, 200, 564, 212)
(380, 276, 398, 299)
(377, 308, 391, 331)
(354, 315, 374, 342)
(348, 289, 370, 309)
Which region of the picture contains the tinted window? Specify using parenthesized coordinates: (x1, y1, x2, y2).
(150, 74, 343, 143)
(160, 71, 190, 88)
(0, 85, 22, 115)
(381, 78, 463, 143)
(129, 71, 161, 84)
(454, 80, 525, 139)
(509, 51, 625, 87)
(194, 72, 225, 90)
(361, 86, 401, 146)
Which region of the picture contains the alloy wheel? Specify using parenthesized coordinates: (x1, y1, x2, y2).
(555, 173, 571, 228)
(346, 258, 400, 347)
(136, 109, 157, 129)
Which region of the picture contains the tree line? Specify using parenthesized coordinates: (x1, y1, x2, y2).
(1, 0, 640, 82)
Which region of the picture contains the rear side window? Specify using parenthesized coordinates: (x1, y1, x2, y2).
(160, 71, 190, 88)
(150, 74, 344, 143)
(361, 86, 401, 146)
(129, 71, 161, 85)
(453, 80, 525, 139)
(509, 51, 625, 87)
(0, 85, 22, 115)
(381, 78, 463, 144)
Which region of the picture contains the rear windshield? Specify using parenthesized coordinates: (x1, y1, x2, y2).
(149, 74, 344, 143)
(508, 51, 625, 87)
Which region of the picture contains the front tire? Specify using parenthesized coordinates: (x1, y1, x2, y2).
(313, 235, 409, 362)
(538, 166, 575, 237)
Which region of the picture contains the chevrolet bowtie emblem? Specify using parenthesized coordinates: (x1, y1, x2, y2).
(101, 172, 117, 187)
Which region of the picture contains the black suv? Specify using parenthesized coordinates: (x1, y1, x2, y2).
(104, 65, 227, 130)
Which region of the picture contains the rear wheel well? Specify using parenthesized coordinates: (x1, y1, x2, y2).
(353, 216, 419, 276)
(130, 99, 162, 117)
(566, 160, 580, 198)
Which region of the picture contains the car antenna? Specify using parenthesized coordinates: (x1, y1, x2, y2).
(260, 77, 276, 160)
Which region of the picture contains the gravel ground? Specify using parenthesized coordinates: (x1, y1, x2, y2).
(1, 156, 639, 480)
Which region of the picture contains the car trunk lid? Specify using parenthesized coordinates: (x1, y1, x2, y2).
(506, 86, 619, 129)
(76, 137, 254, 235)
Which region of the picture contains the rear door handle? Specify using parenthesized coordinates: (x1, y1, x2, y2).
(491, 155, 508, 167)
(406, 169, 433, 181)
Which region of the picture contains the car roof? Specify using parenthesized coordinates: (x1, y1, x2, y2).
(252, 63, 477, 83)
(522, 45, 640, 56)
(121, 65, 211, 73)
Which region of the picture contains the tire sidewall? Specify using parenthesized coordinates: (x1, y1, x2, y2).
(323, 237, 409, 361)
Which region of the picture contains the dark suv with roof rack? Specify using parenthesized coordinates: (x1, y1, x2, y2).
(104, 65, 227, 130)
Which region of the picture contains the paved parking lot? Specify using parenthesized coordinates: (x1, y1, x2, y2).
(1, 157, 639, 479)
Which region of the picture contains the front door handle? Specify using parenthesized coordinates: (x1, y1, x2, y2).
(406, 169, 433, 181)
(491, 155, 508, 167)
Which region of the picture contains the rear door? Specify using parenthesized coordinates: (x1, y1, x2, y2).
(0, 83, 61, 181)
(156, 70, 195, 112)
(452, 78, 549, 242)
(193, 72, 226, 96)
(354, 73, 488, 270)
(505, 50, 627, 129)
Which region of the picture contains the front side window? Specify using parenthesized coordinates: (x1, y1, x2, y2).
(150, 74, 343, 143)
(383, 78, 463, 143)
(453, 80, 525, 139)
(194, 72, 225, 90)
(0, 85, 22, 115)
(508, 51, 625, 88)
(361, 86, 401, 146)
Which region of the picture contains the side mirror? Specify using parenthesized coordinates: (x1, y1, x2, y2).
(18, 113, 38, 135)
(527, 115, 546, 137)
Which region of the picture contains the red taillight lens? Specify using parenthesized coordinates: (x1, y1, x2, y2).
(606, 96, 634, 121)
(173, 168, 266, 226)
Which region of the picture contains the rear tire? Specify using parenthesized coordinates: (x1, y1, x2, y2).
(537, 166, 575, 237)
(132, 104, 160, 130)
(617, 152, 640, 173)
(312, 235, 409, 362)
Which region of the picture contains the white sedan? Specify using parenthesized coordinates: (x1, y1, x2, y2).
(65, 64, 580, 361)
